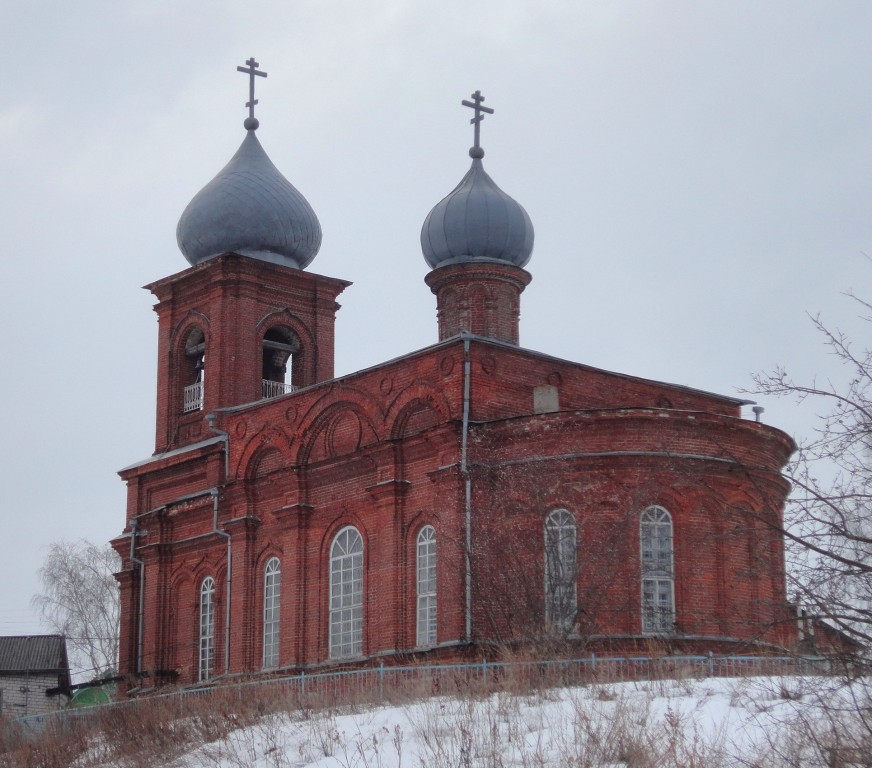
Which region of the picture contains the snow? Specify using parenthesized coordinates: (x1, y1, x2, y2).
(143, 675, 866, 767)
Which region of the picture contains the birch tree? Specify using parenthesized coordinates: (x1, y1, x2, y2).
(32, 539, 120, 679)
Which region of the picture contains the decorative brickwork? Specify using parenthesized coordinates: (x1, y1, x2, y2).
(145, 253, 349, 454)
(425, 261, 531, 344)
(114, 250, 800, 688)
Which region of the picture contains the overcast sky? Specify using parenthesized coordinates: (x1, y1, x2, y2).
(1, 2, 870, 644)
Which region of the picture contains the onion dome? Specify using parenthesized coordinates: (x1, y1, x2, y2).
(176, 58, 321, 269)
(176, 130, 322, 269)
(422, 89, 533, 270)
(420, 153, 534, 269)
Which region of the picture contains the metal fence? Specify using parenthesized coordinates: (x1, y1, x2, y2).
(11, 654, 836, 737)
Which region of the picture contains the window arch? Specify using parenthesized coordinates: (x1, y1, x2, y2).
(640, 505, 675, 634)
(262, 326, 300, 399)
(198, 576, 216, 681)
(182, 328, 205, 413)
(544, 509, 577, 630)
(262, 557, 281, 669)
(329, 527, 363, 659)
(416, 526, 437, 647)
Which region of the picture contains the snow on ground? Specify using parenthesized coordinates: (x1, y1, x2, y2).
(156, 675, 862, 767)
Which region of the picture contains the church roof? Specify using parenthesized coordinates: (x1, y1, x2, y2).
(217, 332, 752, 416)
(421, 157, 534, 269)
(421, 91, 534, 270)
(176, 130, 322, 269)
(176, 59, 321, 270)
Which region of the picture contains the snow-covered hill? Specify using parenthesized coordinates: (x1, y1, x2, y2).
(156, 675, 868, 767)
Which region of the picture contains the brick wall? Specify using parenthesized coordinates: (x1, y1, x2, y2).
(146, 253, 349, 454)
(0, 674, 64, 717)
(425, 262, 531, 344)
(114, 255, 797, 688)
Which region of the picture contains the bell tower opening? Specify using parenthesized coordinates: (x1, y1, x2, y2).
(182, 328, 205, 413)
(262, 326, 300, 398)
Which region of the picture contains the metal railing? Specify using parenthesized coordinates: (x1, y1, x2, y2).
(262, 379, 297, 399)
(12, 654, 837, 736)
(183, 381, 203, 413)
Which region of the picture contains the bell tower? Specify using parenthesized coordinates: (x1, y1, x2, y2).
(149, 58, 349, 454)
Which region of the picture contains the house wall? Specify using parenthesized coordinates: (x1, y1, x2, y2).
(0, 674, 64, 717)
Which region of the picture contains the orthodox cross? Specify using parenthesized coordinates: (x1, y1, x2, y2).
(461, 90, 494, 151)
(237, 57, 268, 127)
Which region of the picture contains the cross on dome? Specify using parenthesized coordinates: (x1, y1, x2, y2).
(176, 57, 322, 269)
(237, 57, 268, 130)
(461, 90, 494, 158)
(421, 89, 533, 271)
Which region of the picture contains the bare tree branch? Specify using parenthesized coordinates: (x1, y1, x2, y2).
(32, 539, 120, 680)
(743, 292, 872, 648)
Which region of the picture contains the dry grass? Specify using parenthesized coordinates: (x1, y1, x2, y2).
(2, 662, 871, 767)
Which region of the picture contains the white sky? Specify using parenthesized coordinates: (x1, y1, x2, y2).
(1, 1, 870, 636)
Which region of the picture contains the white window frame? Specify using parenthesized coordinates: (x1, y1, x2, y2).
(544, 509, 577, 631)
(199, 577, 216, 681)
(262, 557, 281, 669)
(640, 505, 675, 634)
(416, 526, 437, 647)
(329, 526, 363, 659)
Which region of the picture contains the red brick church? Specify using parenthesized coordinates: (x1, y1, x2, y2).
(113, 62, 799, 687)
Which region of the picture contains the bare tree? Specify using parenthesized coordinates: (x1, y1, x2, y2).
(749, 292, 872, 649)
(32, 539, 120, 679)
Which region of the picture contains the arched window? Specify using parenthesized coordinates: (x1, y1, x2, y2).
(198, 576, 215, 681)
(262, 558, 281, 669)
(640, 506, 675, 634)
(182, 328, 205, 413)
(262, 326, 300, 399)
(416, 526, 437, 647)
(329, 527, 363, 659)
(544, 509, 577, 630)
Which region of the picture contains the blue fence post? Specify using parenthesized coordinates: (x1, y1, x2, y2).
(708, 651, 714, 678)
(482, 657, 488, 689)
(379, 663, 384, 700)
(301, 670, 306, 699)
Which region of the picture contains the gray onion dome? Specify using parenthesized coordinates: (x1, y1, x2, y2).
(177, 130, 322, 269)
(421, 153, 534, 269)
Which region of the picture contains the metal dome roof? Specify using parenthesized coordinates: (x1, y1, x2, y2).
(176, 129, 322, 269)
(421, 90, 534, 270)
(420, 154, 534, 270)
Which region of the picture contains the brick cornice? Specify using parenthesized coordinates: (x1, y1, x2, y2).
(424, 261, 532, 293)
(146, 252, 351, 305)
(365, 478, 411, 502)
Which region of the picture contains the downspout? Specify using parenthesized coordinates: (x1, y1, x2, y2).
(129, 520, 146, 678)
(211, 488, 232, 676)
(206, 414, 232, 676)
(460, 334, 472, 642)
(206, 413, 229, 481)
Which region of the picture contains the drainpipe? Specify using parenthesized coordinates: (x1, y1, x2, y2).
(206, 413, 229, 481)
(206, 413, 232, 675)
(210, 488, 232, 676)
(460, 334, 472, 642)
(129, 519, 146, 678)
